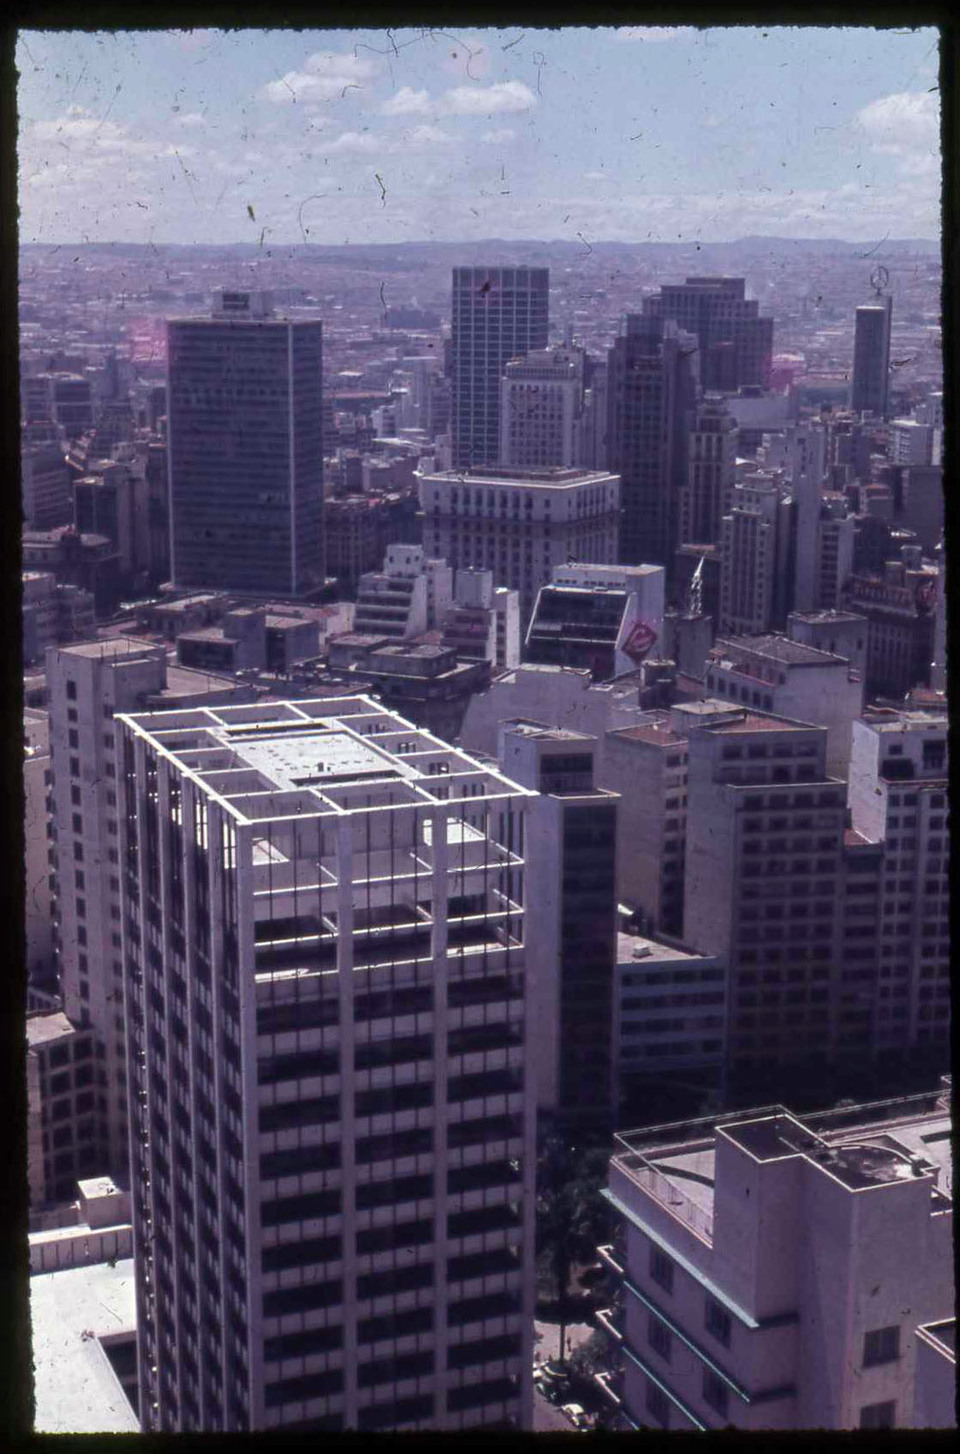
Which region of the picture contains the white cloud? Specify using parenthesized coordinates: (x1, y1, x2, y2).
(321, 130, 381, 155)
(584, 170, 613, 183)
(172, 112, 206, 129)
(381, 87, 432, 116)
(442, 81, 536, 115)
(260, 52, 378, 106)
(617, 27, 693, 42)
(480, 128, 515, 144)
(855, 89, 940, 157)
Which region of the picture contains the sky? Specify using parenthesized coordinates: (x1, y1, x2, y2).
(16, 24, 941, 247)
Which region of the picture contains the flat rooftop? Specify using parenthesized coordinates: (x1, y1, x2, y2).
(714, 634, 847, 666)
(617, 932, 711, 965)
(423, 466, 617, 490)
(55, 636, 164, 661)
(27, 1011, 80, 1048)
(30, 1257, 138, 1433)
(118, 695, 535, 824)
(789, 609, 867, 624)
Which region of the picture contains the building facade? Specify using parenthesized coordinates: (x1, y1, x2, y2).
(641, 277, 773, 391)
(419, 466, 620, 627)
(851, 296, 893, 419)
(497, 723, 619, 1132)
(598, 1091, 953, 1430)
(167, 290, 324, 597)
(606, 316, 699, 572)
(499, 348, 584, 468)
(117, 696, 540, 1432)
(451, 267, 549, 469)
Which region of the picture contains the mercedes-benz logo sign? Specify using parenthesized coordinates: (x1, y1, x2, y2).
(870, 264, 889, 294)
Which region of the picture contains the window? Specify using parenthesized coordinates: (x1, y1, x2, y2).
(705, 1298, 732, 1347)
(863, 1325, 900, 1367)
(645, 1379, 670, 1428)
(860, 1401, 896, 1430)
(702, 1369, 729, 1419)
(649, 1246, 674, 1294)
(66, 681, 77, 701)
(648, 1315, 672, 1362)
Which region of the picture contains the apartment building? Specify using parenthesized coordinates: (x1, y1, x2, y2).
(679, 395, 737, 549)
(499, 347, 585, 468)
(117, 696, 539, 1432)
(598, 1090, 953, 1430)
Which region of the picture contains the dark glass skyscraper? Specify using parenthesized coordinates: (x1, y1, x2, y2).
(451, 267, 549, 469)
(607, 315, 700, 574)
(851, 295, 893, 419)
(642, 276, 773, 391)
(167, 290, 324, 597)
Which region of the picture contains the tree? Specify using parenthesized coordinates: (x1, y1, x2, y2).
(536, 1132, 612, 1363)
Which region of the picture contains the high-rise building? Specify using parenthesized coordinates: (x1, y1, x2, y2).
(847, 707, 950, 1059)
(499, 347, 584, 468)
(682, 706, 848, 1086)
(46, 639, 170, 1175)
(718, 472, 794, 636)
(598, 1089, 953, 1431)
(22, 443, 73, 530)
(851, 295, 893, 419)
(167, 290, 324, 597)
(419, 465, 620, 627)
(451, 267, 549, 469)
(641, 277, 773, 391)
(607, 317, 699, 572)
(679, 395, 737, 549)
(497, 722, 618, 1132)
(118, 696, 539, 1432)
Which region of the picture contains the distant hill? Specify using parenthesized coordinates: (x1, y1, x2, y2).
(20, 236, 940, 260)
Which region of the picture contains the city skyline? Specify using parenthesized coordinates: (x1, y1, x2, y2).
(17, 25, 941, 247)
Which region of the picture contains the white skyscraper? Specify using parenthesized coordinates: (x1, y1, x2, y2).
(118, 696, 539, 1433)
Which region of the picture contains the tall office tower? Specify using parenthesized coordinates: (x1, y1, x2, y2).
(847, 709, 950, 1060)
(683, 707, 848, 1088)
(607, 316, 699, 573)
(600, 1091, 953, 1431)
(718, 473, 794, 636)
(419, 465, 620, 627)
(816, 499, 856, 610)
(46, 638, 170, 1176)
(167, 290, 324, 598)
(451, 267, 549, 469)
(497, 722, 618, 1133)
(641, 277, 774, 391)
(851, 295, 893, 419)
(787, 423, 828, 614)
(679, 395, 738, 548)
(118, 696, 538, 1433)
(499, 347, 584, 468)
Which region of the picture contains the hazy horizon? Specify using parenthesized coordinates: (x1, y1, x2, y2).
(17, 26, 940, 248)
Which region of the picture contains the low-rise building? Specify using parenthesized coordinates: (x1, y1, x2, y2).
(598, 1090, 953, 1430)
(617, 931, 725, 1082)
(524, 563, 665, 681)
